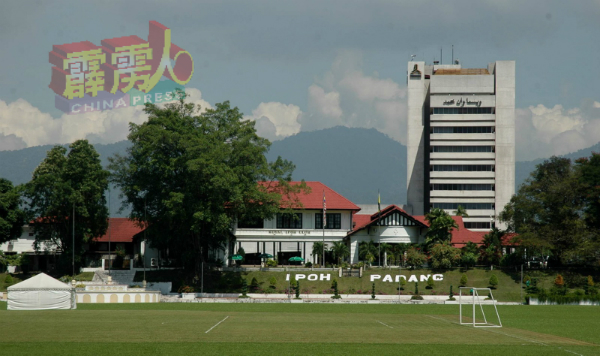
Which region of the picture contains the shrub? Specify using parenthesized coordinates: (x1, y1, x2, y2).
(554, 274, 565, 287)
(448, 285, 455, 301)
(178, 285, 195, 293)
(414, 282, 419, 296)
(489, 274, 499, 289)
(400, 277, 407, 290)
(4, 274, 14, 285)
(304, 262, 312, 268)
(460, 273, 468, 287)
(269, 277, 277, 289)
(585, 275, 596, 295)
(241, 279, 248, 297)
(266, 259, 277, 267)
(295, 281, 301, 299)
(331, 279, 341, 299)
(410, 294, 424, 300)
(249, 277, 259, 292)
(371, 282, 376, 300)
(426, 275, 434, 289)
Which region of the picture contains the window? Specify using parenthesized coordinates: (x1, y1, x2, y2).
(431, 146, 494, 153)
(430, 184, 494, 191)
(431, 127, 494, 134)
(432, 203, 494, 210)
(431, 165, 495, 172)
(315, 213, 341, 229)
(432, 107, 494, 114)
(276, 213, 302, 229)
(464, 222, 491, 229)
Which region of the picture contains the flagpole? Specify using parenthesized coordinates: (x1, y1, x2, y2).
(322, 190, 326, 267)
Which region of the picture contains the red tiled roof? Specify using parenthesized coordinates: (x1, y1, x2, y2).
(414, 215, 487, 246)
(95, 218, 144, 243)
(348, 205, 427, 236)
(260, 181, 360, 211)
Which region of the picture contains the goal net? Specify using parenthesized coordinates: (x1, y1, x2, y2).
(458, 287, 502, 327)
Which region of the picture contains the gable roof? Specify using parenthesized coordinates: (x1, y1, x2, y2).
(95, 218, 144, 243)
(348, 205, 427, 236)
(261, 181, 360, 211)
(413, 215, 487, 246)
(8, 273, 73, 291)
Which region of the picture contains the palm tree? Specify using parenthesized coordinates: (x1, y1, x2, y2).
(330, 241, 349, 266)
(380, 243, 393, 267)
(453, 205, 469, 217)
(312, 241, 327, 265)
(425, 208, 459, 250)
(359, 240, 378, 266)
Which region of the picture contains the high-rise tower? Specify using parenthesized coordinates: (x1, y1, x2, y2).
(406, 60, 515, 230)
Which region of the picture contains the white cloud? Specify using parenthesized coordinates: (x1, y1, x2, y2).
(516, 101, 600, 160)
(246, 102, 302, 139)
(0, 88, 211, 150)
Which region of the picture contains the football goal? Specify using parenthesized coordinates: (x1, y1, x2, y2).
(458, 287, 502, 328)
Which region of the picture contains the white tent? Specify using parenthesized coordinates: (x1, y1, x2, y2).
(7, 273, 76, 310)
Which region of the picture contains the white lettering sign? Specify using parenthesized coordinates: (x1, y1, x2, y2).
(286, 274, 332, 281)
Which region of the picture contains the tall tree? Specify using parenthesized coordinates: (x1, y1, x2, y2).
(479, 227, 504, 267)
(576, 153, 600, 229)
(110, 94, 301, 275)
(453, 205, 469, 217)
(358, 239, 378, 266)
(499, 156, 589, 264)
(312, 241, 327, 265)
(23, 140, 109, 273)
(0, 178, 24, 244)
(424, 208, 458, 250)
(330, 241, 349, 266)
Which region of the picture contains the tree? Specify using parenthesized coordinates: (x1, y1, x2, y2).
(312, 241, 328, 265)
(576, 153, 600, 230)
(460, 273, 468, 287)
(429, 241, 461, 269)
(479, 227, 504, 267)
(499, 156, 589, 264)
(424, 208, 458, 250)
(110, 94, 303, 275)
(0, 178, 24, 245)
(358, 239, 378, 266)
(23, 140, 109, 273)
(461, 252, 477, 270)
(330, 241, 349, 266)
(405, 246, 426, 269)
(426, 275, 435, 289)
(489, 274, 499, 289)
(380, 242, 393, 267)
(453, 205, 469, 217)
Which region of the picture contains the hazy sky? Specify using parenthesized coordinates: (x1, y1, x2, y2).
(1, 0, 599, 160)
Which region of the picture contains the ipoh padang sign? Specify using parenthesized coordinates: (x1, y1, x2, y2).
(285, 273, 444, 282)
(49, 21, 194, 114)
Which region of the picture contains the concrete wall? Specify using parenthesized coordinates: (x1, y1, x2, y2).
(406, 61, 427, 215)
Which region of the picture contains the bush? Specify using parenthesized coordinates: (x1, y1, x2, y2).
(460, 273, 468, 287)
(371, 282, 376, 300)
(426, 275, 434, 289)
(414, 282, 419, 296)
(554, 274, 565, 287)
(249, 277, 260, 292)
(304, 262, 312, 268)
(410, 294, 424, 300)
(178, 285, 195, 293)
(400, 277, 407, 290)
(331, 279, 341, 299)
(266, 259, 277, 267)
(489, 274, 499, 289)
(4, 274, 14, 285)
(269, 277, 277, 289)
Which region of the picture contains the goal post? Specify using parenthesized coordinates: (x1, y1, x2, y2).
(459, 287, 502, 328)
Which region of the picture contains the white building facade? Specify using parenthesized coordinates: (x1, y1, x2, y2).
(406, 60, 515, 230)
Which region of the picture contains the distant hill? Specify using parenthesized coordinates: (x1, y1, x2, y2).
(266, 127, 406, 205)
(0, 127, 599, 207)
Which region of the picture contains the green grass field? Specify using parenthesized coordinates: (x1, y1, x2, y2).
(1, 302, 599, 355)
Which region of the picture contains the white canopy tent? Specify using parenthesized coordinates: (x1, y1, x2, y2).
(7, 273, 76, 310)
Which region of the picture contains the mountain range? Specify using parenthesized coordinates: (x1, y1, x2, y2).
(1, 126, 599, 208)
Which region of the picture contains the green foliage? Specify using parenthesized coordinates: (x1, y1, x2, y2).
(0, 178, 24, 245)
(460, 273, 468, 287)
(430, 241, 461, 269)
(424, 208, 459, 249)
(414, 282, 419, 296)
(448, 285, 454, 300)
(269, 277, 277, 289)
(461, 252, 477, 270)
(400, 277, 407, 290)
(266, 259, 277, 267)
(453, 205, 469, 217)
(4, 274, 13, 285)
(241, 278, 248, 297)
(295, 281, 300, 299)
(23, 140, 109, 274)
(331, 279, 341, 299)
(311, 242, 327, 265)
(109, 94, 305, 275)
(489, 274, 499, 289)
(371, 282, 376, 300)
(178, 285, 195, 293)
(479, 227, 504, 266)
(500, 155, 600, 265)
(249, 277, 259, 292)
(426, 275, 434, 289)
(330, 241, 349, 266)
(358, 240, 377, 266)
(405, 247, 426, 269)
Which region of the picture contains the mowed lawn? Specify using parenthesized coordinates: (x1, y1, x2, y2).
(0, 303, 599, 355)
